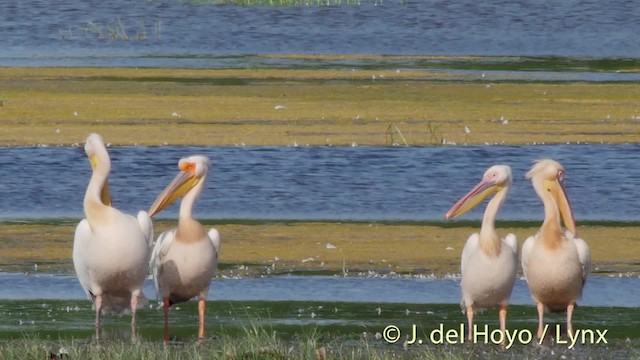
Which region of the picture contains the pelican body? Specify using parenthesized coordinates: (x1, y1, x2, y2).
(149, 155, 220, 343)
(522, 159, 590, 339)
(445, 165, 518, 343)
(73, 133, 153, 340)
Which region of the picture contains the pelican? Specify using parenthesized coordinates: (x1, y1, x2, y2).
(148, 155, 220, 343)
(445, 165, 518, 343)
(73, 133, 153, 340)
(521, 159, 590, 339)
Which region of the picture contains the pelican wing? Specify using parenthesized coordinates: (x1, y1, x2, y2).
(137, 210, 154, 247)
(460, 233, 479, 275)
(208, 228, 221, 259)
(504, 233, 518, 255)
(521, 235, 536, 279)
(72, 219, 95, 301)
(575, 237, 591, 285)
(150, 229, 175, 297)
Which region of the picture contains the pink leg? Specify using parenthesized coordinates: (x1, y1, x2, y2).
(95, 295, 103, 341)
(198, 297, 206, 341)
(536, 302, 545, 340)
(498, 304, 507, 348)
(566, 302, 575, 339)
(163, 298, 170, 344)
(130, 292, 139, 341)
(466, 306, 474, 341)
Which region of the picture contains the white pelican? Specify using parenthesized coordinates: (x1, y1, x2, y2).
(522, 159, 590, 339)
(73, 133, 153, 340)
(445, 165, 518, 343)
(148, 155, 220, 343)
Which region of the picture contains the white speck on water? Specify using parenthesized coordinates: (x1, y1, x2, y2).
(310, 312, 316, 319)
(375, 307, 382, 315)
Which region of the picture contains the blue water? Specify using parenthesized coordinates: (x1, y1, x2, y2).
(0, 144, 638, 221)
(1, 0, 639, 68)
(0, 272, 637, 307)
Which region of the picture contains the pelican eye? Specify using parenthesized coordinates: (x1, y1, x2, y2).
(180, 162, 197, 173)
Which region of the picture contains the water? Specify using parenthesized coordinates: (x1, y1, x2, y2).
(1, 0, 639, 69)
(1, 144, 638, 221)
(1, 272, 638, 308)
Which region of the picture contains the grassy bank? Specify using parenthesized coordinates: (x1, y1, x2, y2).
(1, 66, 639, 147)
(2, 220, 639, 276)
(1, 299, 639, 359)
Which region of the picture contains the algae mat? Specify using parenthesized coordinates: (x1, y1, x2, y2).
(1, 221, 639, 276)
(1, 67, 639, 147)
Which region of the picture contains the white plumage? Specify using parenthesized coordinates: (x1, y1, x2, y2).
(521, 159, 591, 340)
(445, 165, 518, 344)
(148, 155, 220, 343)
(72, 133, 153, 340)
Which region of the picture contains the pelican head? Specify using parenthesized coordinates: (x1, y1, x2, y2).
(526, 159, 576, 234)
(445, 165, 512, 220)
(149, 155, 211, 217)
(84, 133, 111, 206)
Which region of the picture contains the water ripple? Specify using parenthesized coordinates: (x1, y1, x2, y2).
(0, 144, 638, 222)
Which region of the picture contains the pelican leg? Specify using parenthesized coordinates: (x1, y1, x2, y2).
(536, 302, 545, 340)
(466, 306, 474, 341)
(95, 295, 103, 341)
(198, 296, 206, 341)
(566, 303, 575, 339)
(163, 297, 170, 344)
(130, 291, 139, 342)
(498, 304, 507, 349)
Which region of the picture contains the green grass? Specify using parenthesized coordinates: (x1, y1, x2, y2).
(1, 300, 640, 359)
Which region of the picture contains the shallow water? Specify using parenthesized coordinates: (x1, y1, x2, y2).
(1, 0, 639, 72)
(1, 144, 638, 221)
(1, 272, 638, 308)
